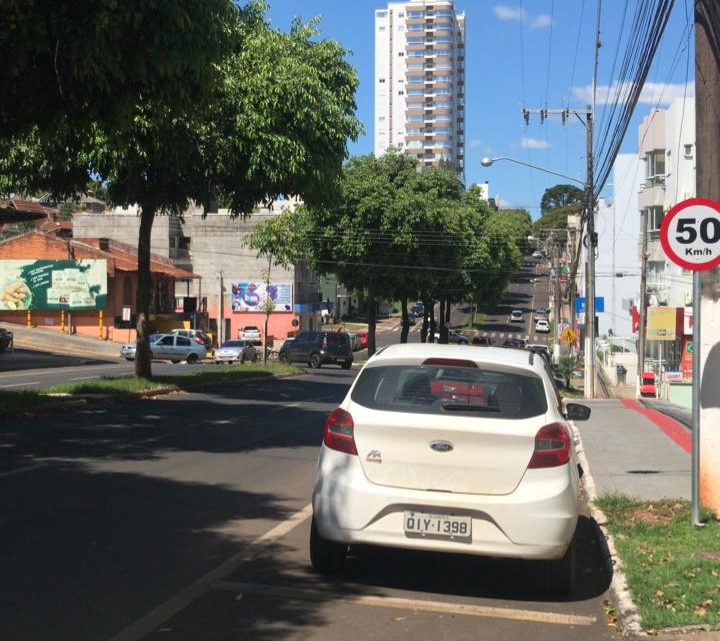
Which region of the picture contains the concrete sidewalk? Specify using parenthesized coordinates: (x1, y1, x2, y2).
(2, 322, 122, 360)
(574, 399, 690, 500)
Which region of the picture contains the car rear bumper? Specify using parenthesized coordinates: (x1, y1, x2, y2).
(312, 448, 578, 561)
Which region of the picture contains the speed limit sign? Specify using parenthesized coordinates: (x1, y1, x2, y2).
(660, 197, 720, 270)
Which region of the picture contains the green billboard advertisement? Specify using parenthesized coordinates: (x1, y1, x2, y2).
(0, 260, 108, 310)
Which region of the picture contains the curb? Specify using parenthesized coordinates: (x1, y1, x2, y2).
(570, 421, 643, 636)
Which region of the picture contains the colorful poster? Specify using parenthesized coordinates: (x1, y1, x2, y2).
(0, 260, 107, 310)
(230, 282, 293, 312)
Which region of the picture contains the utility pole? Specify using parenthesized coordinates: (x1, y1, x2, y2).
(584, 107, 597, 399)
(695, 0, 720, 516)
(553, 239, 562, 361)
(638, 209, 649, 378)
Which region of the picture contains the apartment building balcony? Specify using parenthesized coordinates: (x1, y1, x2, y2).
(638, 181, 665, 210)
(647, 233, 666, 262)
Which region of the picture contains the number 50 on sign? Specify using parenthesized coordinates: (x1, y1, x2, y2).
(660, 197, 720, 271)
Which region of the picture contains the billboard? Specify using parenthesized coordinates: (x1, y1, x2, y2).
(231, 282, 292, 312)
(646, 307, 677, 340)
(0, 259, 107, 310)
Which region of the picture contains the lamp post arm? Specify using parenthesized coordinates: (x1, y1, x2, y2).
(481, 157, 585, 186)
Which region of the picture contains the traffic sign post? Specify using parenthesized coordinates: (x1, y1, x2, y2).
(660, 197, 720, 527)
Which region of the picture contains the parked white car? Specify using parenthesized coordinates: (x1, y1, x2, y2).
(535, 319, 550, 333)
(121, 333, 207, 363)
(239, 326, 262, 343)
(509, 309, 524, 323)
(214, 340, 258, 364)
(310, 343, 591, 593)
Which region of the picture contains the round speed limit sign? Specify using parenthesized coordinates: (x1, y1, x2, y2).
(660, 197, 720, 271)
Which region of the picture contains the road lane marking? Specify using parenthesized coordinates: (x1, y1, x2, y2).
(107, 503, 313, 641)
(215, 581, 596, 626)
(0, 464, 46, 478)
(0, 381, 41, 388)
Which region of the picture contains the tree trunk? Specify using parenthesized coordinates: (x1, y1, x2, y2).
(367, 287, 377, 357)
(400, 298, 409, 343)
(263, 311, 270, 364)
(420, 309, 428, 343)
(134, 203, 155, 379)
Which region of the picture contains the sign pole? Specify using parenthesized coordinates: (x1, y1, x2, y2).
(691, 271, 702, 527)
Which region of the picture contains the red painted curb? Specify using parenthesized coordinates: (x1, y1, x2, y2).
(620, 398, 691, 453)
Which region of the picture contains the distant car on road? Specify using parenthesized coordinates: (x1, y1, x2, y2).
(471, 335, 494, 346)
(411, 303, 425, 318)
(434, 329, 469, 344)
(170, 328, 212, 351)
(532, 251, 543, 258)
(282, 330, 353, 369)
(0, 327, 13, 353)
(535, 319, 550, 333)
(639, 371, 658, 398)
(509, 309, 524, 323)
(502, 338, 527, 349)
(121, 333, 207, 363)
(535, 307, 550, 320)
(214, 339, 258, 364)
(239, 326, 262, 343)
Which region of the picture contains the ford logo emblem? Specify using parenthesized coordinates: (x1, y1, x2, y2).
(430, 440, 454, 453)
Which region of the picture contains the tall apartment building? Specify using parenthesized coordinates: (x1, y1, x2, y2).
(374, 1, 466, 180)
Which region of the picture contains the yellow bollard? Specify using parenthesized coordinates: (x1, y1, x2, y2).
(98, 309, 104, 339)
(61, 309, 65, 333)
(26, 309, 31, 328)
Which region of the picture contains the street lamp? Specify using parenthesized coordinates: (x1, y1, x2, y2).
(481, 155, 597, 399)
(480, 157, 585, 186)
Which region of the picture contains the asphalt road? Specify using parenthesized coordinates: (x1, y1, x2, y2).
(0, 367, 617, 641)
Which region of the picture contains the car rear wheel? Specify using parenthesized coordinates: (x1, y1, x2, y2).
(186, 353, 199, 364)
(341, 361, 352, 370)
(309, 517, 346, 574)
(309, 353, 322, 369)
(252, 353, 258, 363)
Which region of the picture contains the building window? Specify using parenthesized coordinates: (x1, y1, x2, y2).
(408, 36, 424, 44)
(407, 88, 424, 96)
(408, 24, 423, 31)
(123, 276, 133, 306)
(684, 144, 694, 158)
(379, 78, 386, 83)
(379, 26, 386, 31)
(377, 10, 387, 17)
(646, 206, 665, 232)
(398, 52, 405, 57)
(646, 149, 665, 180)
(398, 90, 405, 95)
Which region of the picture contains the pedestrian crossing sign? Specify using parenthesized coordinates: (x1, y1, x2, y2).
(561, 327, 575, 343)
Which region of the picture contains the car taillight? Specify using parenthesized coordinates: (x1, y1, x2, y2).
(194, 337, 204, 345)
(321, 336, 328, 350)
(323, 408, 357, 455)
(528, 422, 570, 468)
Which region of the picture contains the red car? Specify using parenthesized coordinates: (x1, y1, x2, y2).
(356, 330, 368, 349)
(639, 371, 657, 398)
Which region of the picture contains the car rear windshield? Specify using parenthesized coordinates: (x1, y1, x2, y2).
(351, 364, 547, 419)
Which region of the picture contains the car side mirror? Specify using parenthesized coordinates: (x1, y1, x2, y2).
(565, 403, 591, 421)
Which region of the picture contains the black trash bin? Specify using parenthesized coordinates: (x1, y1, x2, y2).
(616, 364, 627, 385)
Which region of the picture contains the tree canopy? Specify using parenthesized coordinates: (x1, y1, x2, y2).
(540, 184, 585, 214)
(1, 4, 361, 378)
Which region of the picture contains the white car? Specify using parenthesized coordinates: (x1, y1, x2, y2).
(535, 319, 550, 333)
(310, 343, 591, 593)
(239, 325, 261, 342)
(532, 251, 543, 258)
(509, 309, 524, 323)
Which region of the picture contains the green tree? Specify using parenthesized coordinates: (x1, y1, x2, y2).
(540, 184, 585, 214)
(533, 203, 581, 237)
(1, 8, 361, 378)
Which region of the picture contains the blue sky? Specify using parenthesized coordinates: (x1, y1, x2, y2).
(265, 1, 694, 218)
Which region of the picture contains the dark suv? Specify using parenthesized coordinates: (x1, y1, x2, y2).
(283, 331, 353, 369)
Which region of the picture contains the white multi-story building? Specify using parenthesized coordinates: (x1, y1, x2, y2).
(374, 0, 466, 179)
(595, 154, 644, 339)
(637, 97, 695, 372)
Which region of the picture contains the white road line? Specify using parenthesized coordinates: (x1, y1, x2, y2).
(215, 582, 596, 626)
(0, 464, 46, 478)
(107, 503, 313, 641)
(0, 382, 41, 388)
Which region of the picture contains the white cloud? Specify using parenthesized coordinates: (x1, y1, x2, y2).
(492, 6, 552, 28)
(521, 137, 551, 149)
(571, 81, 695, 106)
(469, 139, 483, 150)
(531, 14, 553, 29)
(493, 5, 524, 21)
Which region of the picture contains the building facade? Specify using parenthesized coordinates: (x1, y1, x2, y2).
(374, 0, 466, 179)
(637, 97, 696, 375)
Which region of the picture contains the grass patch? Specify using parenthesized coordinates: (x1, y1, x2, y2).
(596, 494, 720, 631)
(467, 311, 486, 329)
(561, 387, 584, 398)
(1, 363, 304, 415)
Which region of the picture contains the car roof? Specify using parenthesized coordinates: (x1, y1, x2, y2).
(369, 343, 538, 372)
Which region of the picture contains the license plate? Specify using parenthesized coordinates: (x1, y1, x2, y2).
(403, 511, 472, 540)
(336, 358, 345, 362)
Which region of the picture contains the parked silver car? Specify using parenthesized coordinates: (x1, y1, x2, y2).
(214, 340, 258, 364)
(121, 333, 207, 363)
